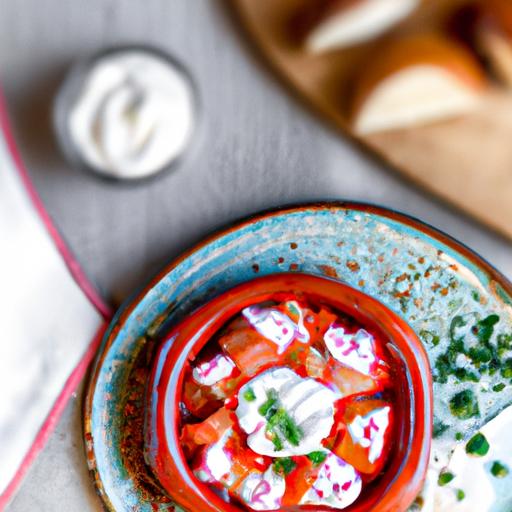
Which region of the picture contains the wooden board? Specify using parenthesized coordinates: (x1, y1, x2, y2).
(231, 0, 512, 240)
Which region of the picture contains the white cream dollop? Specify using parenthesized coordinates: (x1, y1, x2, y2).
(236, 367, 337, 457)
(68, 50, 194, 179)
(300, 452, 362, 509)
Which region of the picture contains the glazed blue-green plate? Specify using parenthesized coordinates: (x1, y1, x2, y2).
(85, 203, 512, 511)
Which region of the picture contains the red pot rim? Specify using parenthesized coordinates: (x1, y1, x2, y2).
(145, 273, 433, 512)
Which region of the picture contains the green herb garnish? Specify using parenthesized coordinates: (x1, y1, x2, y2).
(493, 383, 506, 392)
(456, 489, 465, 501)
(273, 457, 296, 475)
(490, 461, 509, 478)
(473, 315, 500, 344)
(438, 471, 455, 486)
(433, 420, 449, 438)
(465, 432, 489, 456)
(271, 434, 283, 451)
(243, 387, 256, 402)
(450, 315, 468, 342)
(468, 346, 493, 366)
(453, 368, 479, 383)
(497, 333, 512, 357)
(455, 432, 463, 441)
(286, 302, 300, 317)
(307, 451, 327, 465)
(259, 390, 278, 418)
(420, 330, 440, 347)
(267, 408, 303, 447)
(450, 390, 480, 420)
(501, 359, 512, 379)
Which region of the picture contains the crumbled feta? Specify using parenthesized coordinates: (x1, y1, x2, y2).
(300, 452, 362, 509)
(347, 406, 390, 463)
(238, 466, 285, 510)
(194, 429, 234, 486)
(324, 326, 377, 375)
(242, 303, 309, 354)
(192, 354, 235, 386)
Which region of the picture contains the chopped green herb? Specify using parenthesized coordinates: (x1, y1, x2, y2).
(450, 390, 480, 420)
(420, 330, 441, 347)
(453, 368, 479, 383)
(438, 471, 455, 486)
(490, 461, 509, 478)
(468, 346, 493, 366)
(456, 489, 465, 501)
(273, 457, 296, 475)
(267, 408, 303, 447)
(501, 359, 512, 379)
(259, 390, 278, 418)
(465, 432, 489, 456)
(471, 291, 480, 302)
(473, 315, 500, 344)
(455, 432, 463, 441)
(433, 420, 449, 438)
(243, 387, 256, 402)
(307, 451, 327, 465)
(497, 333, 512, 357)
(493, 383, 506, 392)
(434, 354, 451, 384)
(286, 302, 300, 317)
(271, 434, 283, 451)
(450, 316, 468, 343)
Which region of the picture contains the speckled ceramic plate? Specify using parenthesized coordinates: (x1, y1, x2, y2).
(85, 202, 512, 512)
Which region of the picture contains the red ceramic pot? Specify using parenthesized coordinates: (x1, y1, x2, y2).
(145, 273, 432, 512)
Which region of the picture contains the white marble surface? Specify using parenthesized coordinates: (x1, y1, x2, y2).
(1, 1, 511, 510)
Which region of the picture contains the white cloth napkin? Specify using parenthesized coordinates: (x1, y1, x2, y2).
(0, 100, 107, 508)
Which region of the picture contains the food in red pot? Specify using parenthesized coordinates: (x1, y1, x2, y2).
(179, 299, 397, 510)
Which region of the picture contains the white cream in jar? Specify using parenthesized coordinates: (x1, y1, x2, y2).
(67, 49, 195, 179)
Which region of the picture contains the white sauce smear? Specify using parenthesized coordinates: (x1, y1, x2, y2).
(434, 405, 512, 511)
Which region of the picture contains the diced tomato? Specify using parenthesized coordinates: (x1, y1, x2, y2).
(182, 356, 242, 418)
(299, 305, 338, 348)
(332, 398, 393, 479)
(182, 379, 221, 418)
(219, 318, 282, 376)
(304, 346, 327, 378)
(181, 407, 235, 459)
(226, 437, 271, 488)
(329, 354, 391, 397)
(281, 457, 318, 506)
(328, 362, 379, 398)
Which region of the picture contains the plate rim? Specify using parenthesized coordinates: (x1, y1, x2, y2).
(84, 200, 512, 511)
